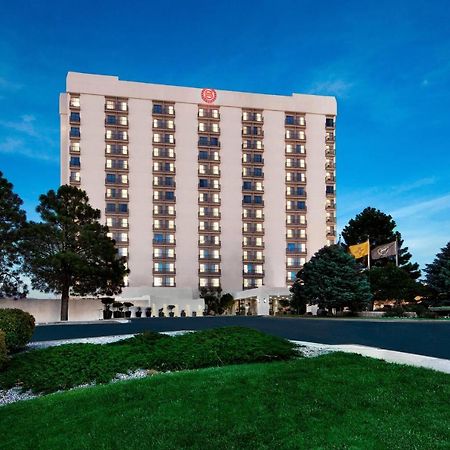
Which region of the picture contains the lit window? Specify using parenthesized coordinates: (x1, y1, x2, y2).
(70, 97, 80, 108)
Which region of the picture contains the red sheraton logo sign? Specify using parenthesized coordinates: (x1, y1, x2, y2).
(201, 88, 217, 103)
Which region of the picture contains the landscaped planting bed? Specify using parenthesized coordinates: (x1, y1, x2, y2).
(0, 327, 296, 394)
(0, 353, 449, 449)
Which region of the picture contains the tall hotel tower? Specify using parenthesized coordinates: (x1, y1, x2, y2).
(60, 72, 336, 303)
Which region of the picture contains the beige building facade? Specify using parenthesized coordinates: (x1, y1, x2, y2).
(60, 72, 337, 304)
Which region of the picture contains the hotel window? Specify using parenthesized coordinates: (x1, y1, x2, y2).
(70, 171, 80, 182)
(70, 112, 80, 123)
(154, 277, 163, 287)
(118, 247, 128, 257)
(70, 143, 80, 152)
(70, 156, 80, 167)
(70, 97, 80, 108)
(70, 127, 80, 138)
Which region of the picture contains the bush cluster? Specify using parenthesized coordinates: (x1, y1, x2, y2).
(0, 309, 35, 352)
(0, 327, 297, 393)
(0, 330, 7, 370)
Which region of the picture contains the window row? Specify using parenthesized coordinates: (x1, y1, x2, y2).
(154, 276, 175, 287)
(243, 264, 263, 274)
(199, 278, 220, 287)
(106, 100, 128, 111)
(286, 201, 306, 210)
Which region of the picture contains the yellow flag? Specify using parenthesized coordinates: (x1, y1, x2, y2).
(349, 240, 369, 259)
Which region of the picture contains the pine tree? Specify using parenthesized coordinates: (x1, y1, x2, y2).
(424, 242, 450, 303)
(342, 207, 420, 279)
(298, 245, 372, 312)
(21, 185, 129, 320)
(0, 171, 27, 297)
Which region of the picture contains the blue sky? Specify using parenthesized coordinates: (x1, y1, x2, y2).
(0, 0, 449, 273)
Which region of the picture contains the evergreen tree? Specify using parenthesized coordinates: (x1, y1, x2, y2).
(21, 185, 128, 321)
(298, 245, 372, 312)
(368, 263, 422, 305)
(424, 242, 450, 303)
(289, 274, 308, 315)
(0, 171, 27, 297)
(342, 207, 420, 279)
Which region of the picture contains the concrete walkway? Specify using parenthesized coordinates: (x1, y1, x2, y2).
(292, 340, 450, 374)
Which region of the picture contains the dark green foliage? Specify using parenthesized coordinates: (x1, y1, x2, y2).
(21, 185, 129, 320)
(383, 306, 405, 317)
(0, 171, 27, 298)
(369, 263, 423, 304)
(425, 242, 450, 303)
(200, 287, 235, 314)
(342, 207, 420, 279)
(1, 354, 449, 450)
(289, 277, 308, 314)
(0, 327, 296, 393)
(299, 245, 372, 311)
(0, 330, 7, 370)
(0, 308, 35, 351)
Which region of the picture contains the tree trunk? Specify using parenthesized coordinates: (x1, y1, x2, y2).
(61, 285, 70, 321)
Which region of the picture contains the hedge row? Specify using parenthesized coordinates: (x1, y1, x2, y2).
(0, 330, 7, 370)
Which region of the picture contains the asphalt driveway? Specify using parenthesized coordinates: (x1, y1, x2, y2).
(32, 316, 450, 360)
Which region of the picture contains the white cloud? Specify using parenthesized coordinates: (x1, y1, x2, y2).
(0, 76, 22, 92)
(390, 194, 450, 219)
(308, 78, 354, 97)
(0, 136, 58, 163)
(0, 114, 39, 138)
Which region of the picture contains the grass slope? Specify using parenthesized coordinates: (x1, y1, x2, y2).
(1, 353, 449, 449)
(0, 327, 296, 393)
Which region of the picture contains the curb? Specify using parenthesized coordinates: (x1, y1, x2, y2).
(291, 340, 450, 374)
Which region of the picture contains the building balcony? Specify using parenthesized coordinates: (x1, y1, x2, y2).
(152, 105, 175, 116)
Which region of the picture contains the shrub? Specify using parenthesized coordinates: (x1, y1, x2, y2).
(0, 330, 7, 370)
(383, 306, 405, 318)
(0, 327, 297, 393)
(0, 309, 35, 352)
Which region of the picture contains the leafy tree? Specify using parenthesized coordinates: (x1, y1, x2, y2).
(342, 207, 420, 279)
(298, 244, 372, 313)
(21, 185, 128, 321)
(289, 275, 308, 315)
(368, 263, 423, 305)
(0, 171, 27, 298)
(424, 242, 450, 303)
(199, 287, 234, 314)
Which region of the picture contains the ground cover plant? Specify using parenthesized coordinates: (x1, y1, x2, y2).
(0, 353, 448, 449)
(0, 327, 296, 394)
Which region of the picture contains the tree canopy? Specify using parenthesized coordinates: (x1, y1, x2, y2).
(0, 171, 27, 298)
(21, 185, 129, 320)
(368, 263, 423, 304)
(424, 242, 450, 303)
(199, 287, 234, 315)
(342, 207, 420, 279)
(298, 244, 372, 312)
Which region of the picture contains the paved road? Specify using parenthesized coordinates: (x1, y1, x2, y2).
(32, 316, 450, 360)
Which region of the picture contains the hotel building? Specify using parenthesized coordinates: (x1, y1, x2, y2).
(60, 72, 336, 315)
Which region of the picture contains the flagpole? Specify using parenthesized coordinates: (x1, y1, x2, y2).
(367, 236, 371, 270)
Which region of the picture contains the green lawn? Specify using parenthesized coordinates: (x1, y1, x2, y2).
(1, 353, 449, 450)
